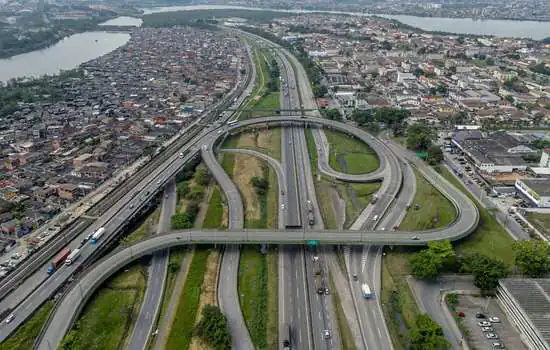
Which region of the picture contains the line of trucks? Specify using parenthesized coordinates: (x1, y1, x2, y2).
(47, 227, 105, 274)
(306, 200, 315, 226)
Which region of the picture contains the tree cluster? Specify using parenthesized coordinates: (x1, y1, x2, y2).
(322, 108, 342, 121)
(171, 200, 200, 229)
(460, 253, 509, 294)
(350, 107, 409, 136)
(194, 305, 232, 350)
(409, 314, 450, 350)
(409, 240, 456, 280)
(410, 240, 510, 294)
(406, 123, 436, 151)
(513, 240, 550, 278)
(251, 176, 269, 196)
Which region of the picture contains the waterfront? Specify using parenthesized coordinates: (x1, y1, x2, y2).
(0, 31, 130, 83)
(144, 5, 550, 39)
(99, 16, 143, 27)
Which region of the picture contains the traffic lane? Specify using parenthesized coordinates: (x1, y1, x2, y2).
(218, 246, 253, 350)
(295, 127, 339, 349)
(127, 180, 175, 350)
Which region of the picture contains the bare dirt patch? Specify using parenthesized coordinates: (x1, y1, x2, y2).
(236, 132, 257, 148)
(233, 154, 262, 222)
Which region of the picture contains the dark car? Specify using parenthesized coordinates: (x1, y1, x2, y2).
(476, 312, 487, 319)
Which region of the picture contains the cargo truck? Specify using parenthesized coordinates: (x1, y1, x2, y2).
(48, 248, 71, 274)
(90, 227, 105, 244)
(65, 248, 81, 265)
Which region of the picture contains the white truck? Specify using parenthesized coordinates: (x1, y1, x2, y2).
(90, 227, 105, 244)
(65, 248, 81, 265)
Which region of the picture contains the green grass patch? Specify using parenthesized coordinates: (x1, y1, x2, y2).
(0, 300, 54, 350)
(221, 153, 235, 177)
(325, 130, 379, 174)
(165, 248, 210, 350)
(381, 249, 420, 350)
(525, 212, 550, 239)
(266, 167, 279, 229)
(61, 263, 147, 350)
(238, 246, 269, 349)
(439, 167, 515, 263)
(202, 186, 225, 229)
(400, 169, 457, 231)
(266, 249, 278, 350)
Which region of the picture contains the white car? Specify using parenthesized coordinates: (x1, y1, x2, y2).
(478, 321, 491, 327)
(5, 314, 15, 323)
(489, 316, 501, 323)
(323, 329, 331, 339)
(486, 333, 499, 339)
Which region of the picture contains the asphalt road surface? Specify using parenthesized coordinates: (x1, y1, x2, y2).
(127, 180, 175, 350)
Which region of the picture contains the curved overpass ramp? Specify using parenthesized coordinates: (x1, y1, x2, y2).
(38, 116, 478, 348)
(201, 135, 253, 350)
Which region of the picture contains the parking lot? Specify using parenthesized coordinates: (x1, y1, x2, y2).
(455, 295, 527, 350)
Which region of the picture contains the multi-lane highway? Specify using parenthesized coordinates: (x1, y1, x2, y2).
(2, 29, 482, 350)
(3, 112, 478, 348)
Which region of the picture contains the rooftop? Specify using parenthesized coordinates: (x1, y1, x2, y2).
(500, 278, 550, 347)
(522, 179, 550, 196)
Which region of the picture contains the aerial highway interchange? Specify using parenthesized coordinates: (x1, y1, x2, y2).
(0, 29, 479, 350)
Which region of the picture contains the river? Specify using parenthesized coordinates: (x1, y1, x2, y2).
(0, 31, 131, 83)
(144, 5, 550, 40)
(1, 5, 549, 82)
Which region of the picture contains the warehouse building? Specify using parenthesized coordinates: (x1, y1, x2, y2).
(498, 279, 550, 350)
(515, 178, 550, 208)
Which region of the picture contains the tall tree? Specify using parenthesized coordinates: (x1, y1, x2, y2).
(406, 123, 436, 151)
(513, 240, 550, 277)
(461, 253, 510, 294)
(409, 314, 450, 349)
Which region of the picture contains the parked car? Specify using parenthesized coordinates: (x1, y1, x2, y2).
(492, 342, 505, 349)
(481, 327, 494, 332)
(489, 317, 501, 323)
(486, 333, 499, 339)
(478, 321, 491, 327)
(476, 312, 487, 319)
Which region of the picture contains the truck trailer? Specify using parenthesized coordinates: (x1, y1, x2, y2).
(90, 227, 105, 244)
(65, 248, 81, 265)
(48, 248, 71, 274)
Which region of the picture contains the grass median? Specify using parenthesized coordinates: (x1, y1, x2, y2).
(202, 185, 225, 229)
(165, 248, 210, 350)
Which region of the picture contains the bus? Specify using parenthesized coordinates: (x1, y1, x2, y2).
(361, 283, 373, 299)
